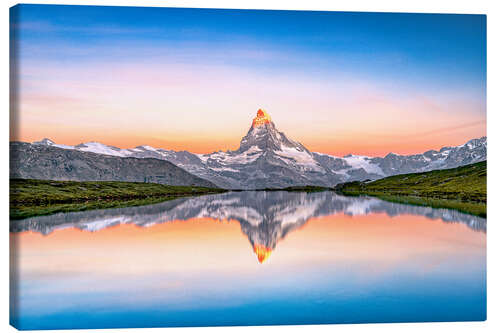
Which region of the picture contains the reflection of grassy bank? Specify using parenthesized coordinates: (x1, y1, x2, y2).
(334, 161, 486, 217)
(259, 186, 333, 192)
(10, 179, 225, 220)
(10, 197, 181, 220)
(343, 193, 485, 218)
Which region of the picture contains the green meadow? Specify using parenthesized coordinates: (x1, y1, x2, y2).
(10, 179, 225, 219)
(334, 161, 486, 217)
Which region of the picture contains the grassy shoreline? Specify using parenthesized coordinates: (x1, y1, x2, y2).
(10, 179, 226, 220)
(334, 161, 486, 217)
(11, 162, 487, 219)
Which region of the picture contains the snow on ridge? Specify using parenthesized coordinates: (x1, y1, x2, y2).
(313, 151, 341, 159)
(196, 154, 209, 163)
(30, 135, 486, 188)
(33, 138, 75, 150)
(136, 145, 156, 151)
(53, 143, 76, 150)
(208, 145, 263, 165)
(77, 142, 130, 157)
(343, 155, 385, 176)
(276, 144, 322, 172)
(209, 166, 240, 173)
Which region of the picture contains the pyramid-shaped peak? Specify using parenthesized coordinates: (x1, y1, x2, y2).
(257, 108, 269, 117)
(252, 109, 272, 127)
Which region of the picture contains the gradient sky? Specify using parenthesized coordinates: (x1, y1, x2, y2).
(10, 5, 486, 156)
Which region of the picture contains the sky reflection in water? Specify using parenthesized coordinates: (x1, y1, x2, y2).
(10, 192, 486, 329)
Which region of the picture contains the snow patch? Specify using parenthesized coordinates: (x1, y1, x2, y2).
(209, 167, 240, 173)
(276, 145, 323, 172)
(343, 155, 385, 176)
(209, 146, 263, 165)
(77, 142, 131, 157)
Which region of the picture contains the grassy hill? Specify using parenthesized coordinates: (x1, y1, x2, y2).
(334, 161, 486, 217)
(10, 179, 225, 219)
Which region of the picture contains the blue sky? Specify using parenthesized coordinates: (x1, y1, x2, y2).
(10, 4, 487, 155)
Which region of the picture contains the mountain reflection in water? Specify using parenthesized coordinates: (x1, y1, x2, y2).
(11, 191, 486, 263)
(10, 191, 487, 329)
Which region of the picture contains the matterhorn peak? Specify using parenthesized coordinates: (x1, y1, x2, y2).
(237, 108, 311, 155)
(252, 109, 272, 127)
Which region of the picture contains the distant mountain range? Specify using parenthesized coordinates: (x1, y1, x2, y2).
(11, 191, 486, 263)
(10, 141, 216, 188)
(28, 109, 487, 189)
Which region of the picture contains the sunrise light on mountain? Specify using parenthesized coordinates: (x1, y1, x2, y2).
(252, 109, 272, 127)
(9, 5, 487, 330)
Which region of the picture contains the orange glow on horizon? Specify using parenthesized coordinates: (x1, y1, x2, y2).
(10, 107, 486, 157)
(10, 129, 485, 157)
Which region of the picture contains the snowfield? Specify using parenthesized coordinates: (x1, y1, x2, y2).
(343, 155, 385, 176)
(275, 145, 324, 172)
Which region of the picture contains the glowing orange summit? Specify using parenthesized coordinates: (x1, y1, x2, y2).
(253, 244, 273, 263)
(252, 109, 272, 127)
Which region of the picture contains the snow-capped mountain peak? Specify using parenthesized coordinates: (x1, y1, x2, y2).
(238, 109, 310, 153)
(31, 109, 486, 189)
(252, 108, 272, 127)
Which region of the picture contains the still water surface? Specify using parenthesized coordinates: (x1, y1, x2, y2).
(10, 191, 486, 329)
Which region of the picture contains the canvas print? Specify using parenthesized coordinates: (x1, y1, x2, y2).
(9, 4, 486, 330)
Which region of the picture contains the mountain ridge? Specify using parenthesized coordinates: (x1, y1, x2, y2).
(30, 109, 486, 189)
(10, 142, 217, 188)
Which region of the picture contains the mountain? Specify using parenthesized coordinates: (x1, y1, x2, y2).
(10, 142, 217, 187)
(195, 109, 343, 188)
(11, 191, 486, 263)
(31, 109, 487, 189)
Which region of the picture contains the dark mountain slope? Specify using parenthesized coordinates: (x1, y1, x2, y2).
(10, 142, 217, 188)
